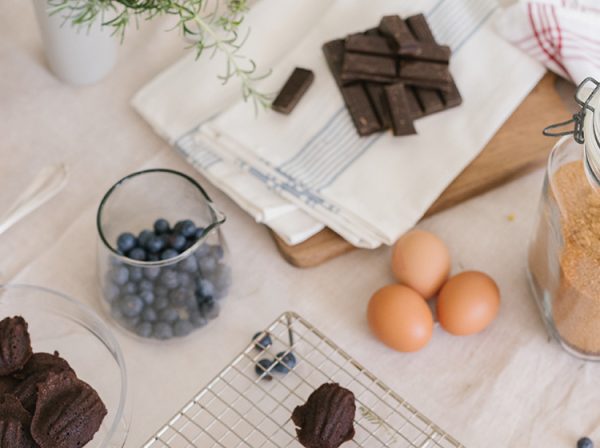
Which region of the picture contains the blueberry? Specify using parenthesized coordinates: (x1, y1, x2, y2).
(196, 278, 215, 299)
(141, 307, 158, 323)
(198, 256, 217, 275)
(170, 288, 192, 306)
(154, 218, 170, 235)
(252, 332, 272, 351)
(140, 290, 155, 305)
(146, 235, 166, 254)
(138, 229, 154, 247)
(153, 296, 169, 311)
(196, 290, 213, 305)
(578, 438, 594, 448)
(194, 227, 205, 240)
(159, 270, 179, 289)
(177, 272, 193, 288)
(255, 359, 273, 379)
(138, 279, 154, 292)
(135, 322, 153, 338)
(173, 219, 196, 237)
(167, 235, 187, 252)
(110, 266, 129, 286)
(129, 266, 144, 282)
(174, 320, 194, 337)
(200, 301, 220, 320)
(189, 312, 208, 328)
(116, 232, 137, 253)
(128, 247, 147, 261)
(273, 351, 297, 373)
(178, 255, 198, 273)
(211, 245, 224, 260)
(161, 249, 179, 260)
(153, 322, 174, 340)
(154, 286, 168, 298)
(195, 244, 211, 258)
(159, 308, 179, 323)
(119, 295, 144, 318)
(104, 283, 120, 302)
(144, 266, 161, 280)
(121, 282, 137, 295)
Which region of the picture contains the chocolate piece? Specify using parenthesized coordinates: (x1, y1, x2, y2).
(401, 43, 451, 63)
(379, 15, 420, 56)
(12, 352, 73, 413)
(342, 53, 396, 79)
(384, 83, 417, 136)
(272, 67, 314, 115)
(415, 88, 445, 115)
(292, 383, 356, 448)
(405, 87, 424, 118)
(364, 27, 383, 37)
(406, 13, 437, 42)
(440, 78, 463, 108)
(31, 370, 107, 448)
(0, 377, 17, 396)
(340, 72, 396, 85)
(323, 40, 382, 136)
(0, 394, 35, 448)
(365, 83, 392, 129)
(398, 61, 452, 91)
(345, 34, 395, 56)
(0, 317, 32, 376)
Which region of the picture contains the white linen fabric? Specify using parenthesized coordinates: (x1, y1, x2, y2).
(496, 0, 600, 85)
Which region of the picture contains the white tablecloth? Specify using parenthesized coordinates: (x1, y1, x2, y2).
(1, 2, 599, 447)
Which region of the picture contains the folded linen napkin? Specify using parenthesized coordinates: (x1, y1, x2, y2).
(134, 0, 545, 248)
(496, 0, 600, 85)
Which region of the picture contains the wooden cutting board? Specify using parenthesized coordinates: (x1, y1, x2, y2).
(270, 72, 570, 268)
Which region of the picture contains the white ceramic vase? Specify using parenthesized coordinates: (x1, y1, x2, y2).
(32, 0, 117, 85)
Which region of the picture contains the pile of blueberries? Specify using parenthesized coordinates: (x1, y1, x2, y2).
(252, 332, 297, 380)
(104, 218, 231, 340)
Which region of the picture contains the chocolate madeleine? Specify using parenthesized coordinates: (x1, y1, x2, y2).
(0, 317, 32, 376)
(292, 383, 356, 448)
(0, 394, 35, 448)
(31, 371, 107, 448)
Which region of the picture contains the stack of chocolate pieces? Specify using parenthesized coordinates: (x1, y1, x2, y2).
(323, 13, 462, 137)
(0, 316, 107, 448)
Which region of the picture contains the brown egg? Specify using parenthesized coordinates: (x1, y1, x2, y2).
(367, 284, 433, 352)
(391, 229, 451, 299)
(437, 271, 500, 336)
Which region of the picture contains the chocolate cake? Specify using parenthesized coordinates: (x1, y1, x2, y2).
(31, 370, 107, 448)
(11, 352, 73, 413)
(291, 383, 356, 448)
(0, 394, 36, 448)
(0, 316, 32, 375)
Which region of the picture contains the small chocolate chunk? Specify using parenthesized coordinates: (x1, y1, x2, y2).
(31, 370, 107, 448)
(440, 78, 463, 108)
(400, 43, 451, 63)
(0, 317, 32, 376)
(292, 383, 356, 448)
(11, 352, 73, 413)
(272, 67, 314, 115)
(405, 86, 424, 118)
(384, 83, 417, 136)
(365, 83, 392, 129)
(406, 13, 437, 42)
(323, 40, 382, 136)
(415, 88, 445, 115)
(340, 72, 396, 85)
(397, 61, 452, 91)
(379, 15, 420, 55)
(342, 52, 396, 79)
(345, 34, 395, 56)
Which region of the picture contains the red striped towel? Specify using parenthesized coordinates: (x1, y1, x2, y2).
(496, 0, 600, 84)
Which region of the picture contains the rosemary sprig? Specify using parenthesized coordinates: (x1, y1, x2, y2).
(48, 0, 272, 109)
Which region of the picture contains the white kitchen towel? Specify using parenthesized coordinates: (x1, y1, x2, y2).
(496, 0, 600, 85)
(134, 0, 546, 248)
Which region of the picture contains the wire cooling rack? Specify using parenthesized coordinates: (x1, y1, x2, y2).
(143, 312, 465, 448)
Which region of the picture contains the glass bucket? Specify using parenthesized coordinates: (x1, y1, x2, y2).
(96, 169, 231, 341)
(528, 78, 600, 360)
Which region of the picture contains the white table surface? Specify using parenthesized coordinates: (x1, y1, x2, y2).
(2, 2, 599, 447)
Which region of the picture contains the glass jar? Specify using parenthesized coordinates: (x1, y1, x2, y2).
(96, 169, 231, 341)
(528, 78, 600, 360)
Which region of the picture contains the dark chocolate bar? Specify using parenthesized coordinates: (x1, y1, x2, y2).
(399, 43, 451, 63)
(415, 88, 445, 115)
(398, 60, 452, 91)
(342, 52, 396, 78)
(365, 83, 392, 129)
(379, 15, 420, 56)
(345, 34, 396, 56)
(384, 83, 417, 136)
(272, 67, 315, 115)
(405, 87, 424, 118)
(323, 40, 382, 136)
